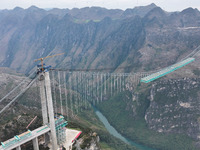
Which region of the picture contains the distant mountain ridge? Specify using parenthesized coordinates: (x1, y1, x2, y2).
(0, 4, 200, 74)
(0, 3, 158, 20)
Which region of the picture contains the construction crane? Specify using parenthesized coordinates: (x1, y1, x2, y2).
(34, 53, 64, 72)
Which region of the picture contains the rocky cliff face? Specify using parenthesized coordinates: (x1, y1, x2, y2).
(74, 132, 100, 150)
(145, 78, 200, 140)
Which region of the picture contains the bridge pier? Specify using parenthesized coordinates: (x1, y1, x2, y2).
(39, 73, 51, 146)
(33, 137, 39, 150)
(45, 72, 58, 150)
(16, 146, 21, 150)
(39, 73, 48, 125)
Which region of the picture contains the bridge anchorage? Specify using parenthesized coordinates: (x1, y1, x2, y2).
(0, 54, 81, 150)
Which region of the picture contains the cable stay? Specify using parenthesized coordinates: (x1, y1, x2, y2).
(0, 51, 57, 104)
(0, 76, 38, 114)
(180, 45, 200, 61)
(0, 71, 36, 103)
(0, 52, 63, 115)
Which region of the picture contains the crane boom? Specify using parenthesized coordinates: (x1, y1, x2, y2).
(34, 53, 64, 62)
(34, 53, 64, 71)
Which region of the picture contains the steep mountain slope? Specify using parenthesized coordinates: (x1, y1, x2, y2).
(0, 5, 199, 75)
(146, 78, 200, 140)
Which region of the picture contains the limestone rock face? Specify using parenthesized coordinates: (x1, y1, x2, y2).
(145, 78, 200, 140)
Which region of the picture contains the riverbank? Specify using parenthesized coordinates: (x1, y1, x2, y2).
(93, 106, 155, 150)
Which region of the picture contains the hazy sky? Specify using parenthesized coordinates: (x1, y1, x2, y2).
(0, 0, 199, 12)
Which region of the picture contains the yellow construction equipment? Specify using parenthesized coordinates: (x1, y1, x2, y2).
(34, 53, 64, 71)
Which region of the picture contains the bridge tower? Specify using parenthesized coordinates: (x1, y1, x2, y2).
(38, 71, 58, 150)
(35, 53, 64, 150)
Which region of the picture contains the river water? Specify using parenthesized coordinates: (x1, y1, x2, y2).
(94, 107, 155, 150)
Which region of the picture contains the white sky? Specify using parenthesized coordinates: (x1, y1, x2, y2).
(0, 0, 199, 12)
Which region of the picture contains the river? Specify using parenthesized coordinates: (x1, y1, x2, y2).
(94, 107, 155, 150)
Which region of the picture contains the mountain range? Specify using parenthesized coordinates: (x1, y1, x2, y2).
(0, 3, 200, 75)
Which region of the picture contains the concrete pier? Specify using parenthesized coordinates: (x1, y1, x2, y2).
(39, 73, 48, 125)
(33, 137, 39, 150)
(45, 72, 58, 150)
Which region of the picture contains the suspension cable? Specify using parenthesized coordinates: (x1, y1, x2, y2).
(0, 51, 55, 104)
(180, 44, 200, 60)
(0, 71, 36, 103)
(0, 76, 38, 114)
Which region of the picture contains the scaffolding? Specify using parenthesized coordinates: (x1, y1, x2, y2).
(55, 115, 68, 146)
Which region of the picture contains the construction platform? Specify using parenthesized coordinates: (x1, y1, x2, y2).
(141, 57, 195, 83)
(63, 129, 82, 150)
(48, 128, 81, 150)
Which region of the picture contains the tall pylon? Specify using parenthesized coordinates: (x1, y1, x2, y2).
(35, 53, 64, 150)
(38, 71, 58, 150)
(39, 73, 48, 125)
(44, 71, 58, 150)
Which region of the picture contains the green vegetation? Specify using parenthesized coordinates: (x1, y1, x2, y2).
(67, 108, 138, 150)
(154, 81, 200, 105)
(97, 90, 197, 150)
